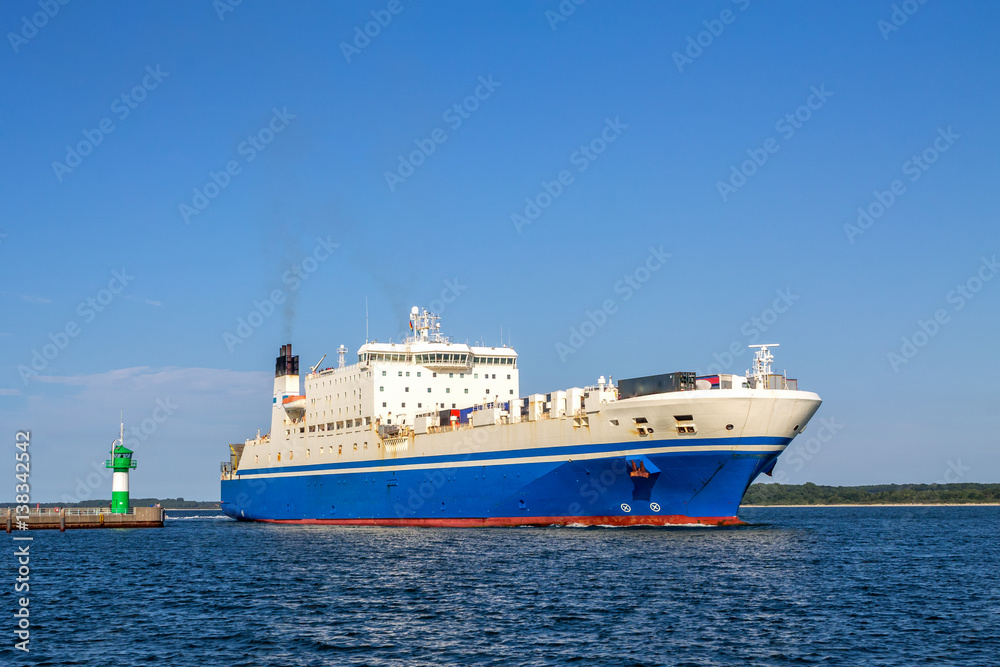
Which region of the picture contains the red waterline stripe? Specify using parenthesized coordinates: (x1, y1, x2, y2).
(253, 515, 745, 527)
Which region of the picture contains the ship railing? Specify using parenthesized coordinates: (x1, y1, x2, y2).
(421, 411, 571, 431)
(22, 507, 137, 516)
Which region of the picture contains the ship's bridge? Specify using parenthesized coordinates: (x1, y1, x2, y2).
(356, 307, 517, 372)
(359, 341, 475, 371)
(359, 342, 517, 372)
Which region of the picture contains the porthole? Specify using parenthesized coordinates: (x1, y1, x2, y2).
(726, 424, 734, 431)
(793, 424, 800, 431)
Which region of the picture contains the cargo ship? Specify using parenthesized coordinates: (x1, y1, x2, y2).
(220, 307, 822, 526)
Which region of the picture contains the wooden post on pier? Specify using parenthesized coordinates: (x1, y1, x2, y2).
(5, 509, 10, 534)
(60, 510, 66, 532)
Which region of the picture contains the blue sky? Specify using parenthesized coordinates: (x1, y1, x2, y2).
(2, 1, 998, 501)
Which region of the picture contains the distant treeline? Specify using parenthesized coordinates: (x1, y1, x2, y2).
(0, 498, 220, 509)
(745, 482, 1000, 505)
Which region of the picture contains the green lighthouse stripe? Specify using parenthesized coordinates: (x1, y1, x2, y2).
(111, 491, 129, 514)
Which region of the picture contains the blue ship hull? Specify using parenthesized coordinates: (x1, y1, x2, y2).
(221, 436, 787, 526)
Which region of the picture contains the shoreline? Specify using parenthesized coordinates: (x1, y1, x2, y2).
(744, 503, 1000, 508)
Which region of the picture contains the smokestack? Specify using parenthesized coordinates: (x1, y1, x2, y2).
(275, 343, 298, 378)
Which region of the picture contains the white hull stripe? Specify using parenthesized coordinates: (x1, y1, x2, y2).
(235, 444, 785, 481)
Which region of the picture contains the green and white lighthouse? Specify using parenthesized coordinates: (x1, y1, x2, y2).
(105, 418, 137, 514)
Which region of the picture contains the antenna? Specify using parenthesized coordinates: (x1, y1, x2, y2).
(747, 344, 779, 388)
(112, 410, 124, 459)
(337, 345, 347, 368)
(365, 297, 369, 343)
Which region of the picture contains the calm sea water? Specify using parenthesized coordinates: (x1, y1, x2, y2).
(3, 506, 998, 666)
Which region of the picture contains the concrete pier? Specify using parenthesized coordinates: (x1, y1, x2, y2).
(5, 506, 164, 531)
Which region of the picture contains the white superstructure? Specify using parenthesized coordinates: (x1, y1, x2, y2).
(225, 307, 819, 477)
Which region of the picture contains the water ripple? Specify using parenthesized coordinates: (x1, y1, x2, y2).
(1, 507, 997, 665)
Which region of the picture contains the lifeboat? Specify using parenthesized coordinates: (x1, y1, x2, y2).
(281, 395, 306, 412)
